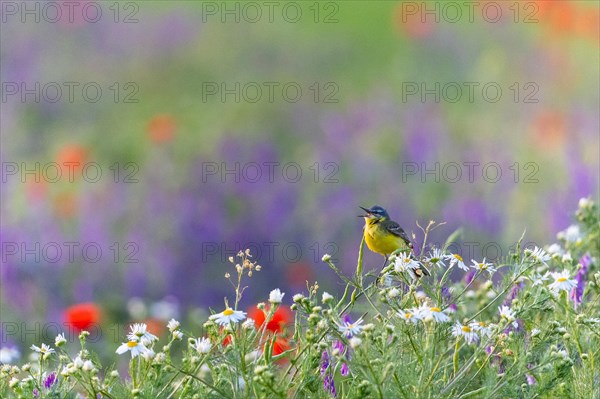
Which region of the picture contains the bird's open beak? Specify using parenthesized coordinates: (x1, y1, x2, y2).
(358, 206, 371, 217)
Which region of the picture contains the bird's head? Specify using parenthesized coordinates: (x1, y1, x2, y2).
(359, 205, 390, 221)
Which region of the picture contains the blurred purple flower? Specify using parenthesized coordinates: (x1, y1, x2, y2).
(464, 270, 477, 285)
(340, 363, 349, 376)
(320, 351, 330, 375)
(570, 253, 592, 308)
(43, 372, 57, 389)
(503, 283, 523, 306)
(323, 374, 336, 397)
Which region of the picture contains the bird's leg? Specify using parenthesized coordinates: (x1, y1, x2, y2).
(381, 255, 388, 269)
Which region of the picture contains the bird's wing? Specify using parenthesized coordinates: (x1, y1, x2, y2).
(384, 220, 413, 248)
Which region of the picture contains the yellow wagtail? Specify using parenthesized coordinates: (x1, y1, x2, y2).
(359, 205, 429, 276)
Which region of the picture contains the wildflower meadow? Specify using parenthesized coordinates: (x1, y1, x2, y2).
(1, 1, 599, 398)
(1, 198, 598, 398)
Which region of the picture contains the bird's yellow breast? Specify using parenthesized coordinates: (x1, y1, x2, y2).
(363, 221, 406, 256)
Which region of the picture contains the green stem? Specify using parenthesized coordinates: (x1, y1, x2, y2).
(453, 339, 460, 377)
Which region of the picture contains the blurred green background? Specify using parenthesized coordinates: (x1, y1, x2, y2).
(1, 1, 598, 354)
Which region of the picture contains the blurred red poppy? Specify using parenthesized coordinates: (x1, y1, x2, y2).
(56, 144, 88, 178)
(286, 262, 315, 288)
(271, 336, 290, 357)
(531, 110, 566, 149)
(64, 303, 101, 332)
(222, 331, 232, 346)
(147, 114, 176, 143)
(393, 3, 434, 40)
(247, 305, 292, 334)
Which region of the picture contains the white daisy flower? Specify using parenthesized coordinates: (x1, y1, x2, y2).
(387, 287, 400, 299)
(451, 322, 479, 345)
(141, 349, 155, 362)
(292, 294, 305, 303)
(531, 328, 541, 337)
(561, 253, 573, 263)
(54, 333, 67, 347)
(242, 318, 255, 330)
(531, 271, 550, 286)
(469, 320, 493, 338)
(449, 254, 469, 271)
(82, 360, 95, 372)
(548, 270, 577, 294)
(578, 197, 593, 208)
(415, 304, 450, 323)
(528, 247, 551, 266)
(269, 289, 285, 304)
(322, 292, 334, 304)
(172, 330, 184, 341)
(470, 258, 496, 276)
(209, 308, 247, 326)
(557, 225, 582, 244)
(192, 337, 212, 354)
(0, 347, 20, 364)
(115, 339, 151, 358)
(127, 323, 158, 345)
(498, 305, 518, 328)
(427, 306, 451, 323)
(397, 309, 419, 324)
(30, 343, 55, 359)
(546, 243, 563, 256)
(425, 248, 447, 268)
(336, 317, 364, 337)
(349, 337, 362, 349)
(391, 252, 421, 273)
(167, 319, 180, 332)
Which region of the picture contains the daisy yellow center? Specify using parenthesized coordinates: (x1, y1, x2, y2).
(431, 258, 439, 263)
(461, 326, 471, 333)
(557, 277, 567, 282)
(479, 322, 486, 327)
(454, 254, 463, 262)
(430, 307, 441, 312)
(479, 263, 486, 269)
(127, 341, 138, 348)
(405, 313, 412, 319)
(223, 309, 235, 316)
(348, 324, 354, 328)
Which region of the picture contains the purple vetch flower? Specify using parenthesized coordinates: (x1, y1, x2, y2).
(320, 351, 330, 375)
(503, 282, 523, 306)
(441, 286, 457, 312)
(43, 372, 57, 389)
(340, 363, 349, 376)
(503, 319, 524, 335)
(526, 373, 537, 385)
(33, 389, 39, 398)
(464, 270, 477, 285)
(570, 253, 592, 308)
(333, 340, 345, 355)
(323, 374, 336, 397)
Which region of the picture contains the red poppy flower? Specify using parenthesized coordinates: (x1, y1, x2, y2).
(147, 114, 176, 144)
(64, 303, 100, 332)
(393, 3, 434, 40)
(247, 305, 292, 334)
(271, 336, 290, 356)
(56, 144, 88, 178)
(222, 332, 232, 346)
